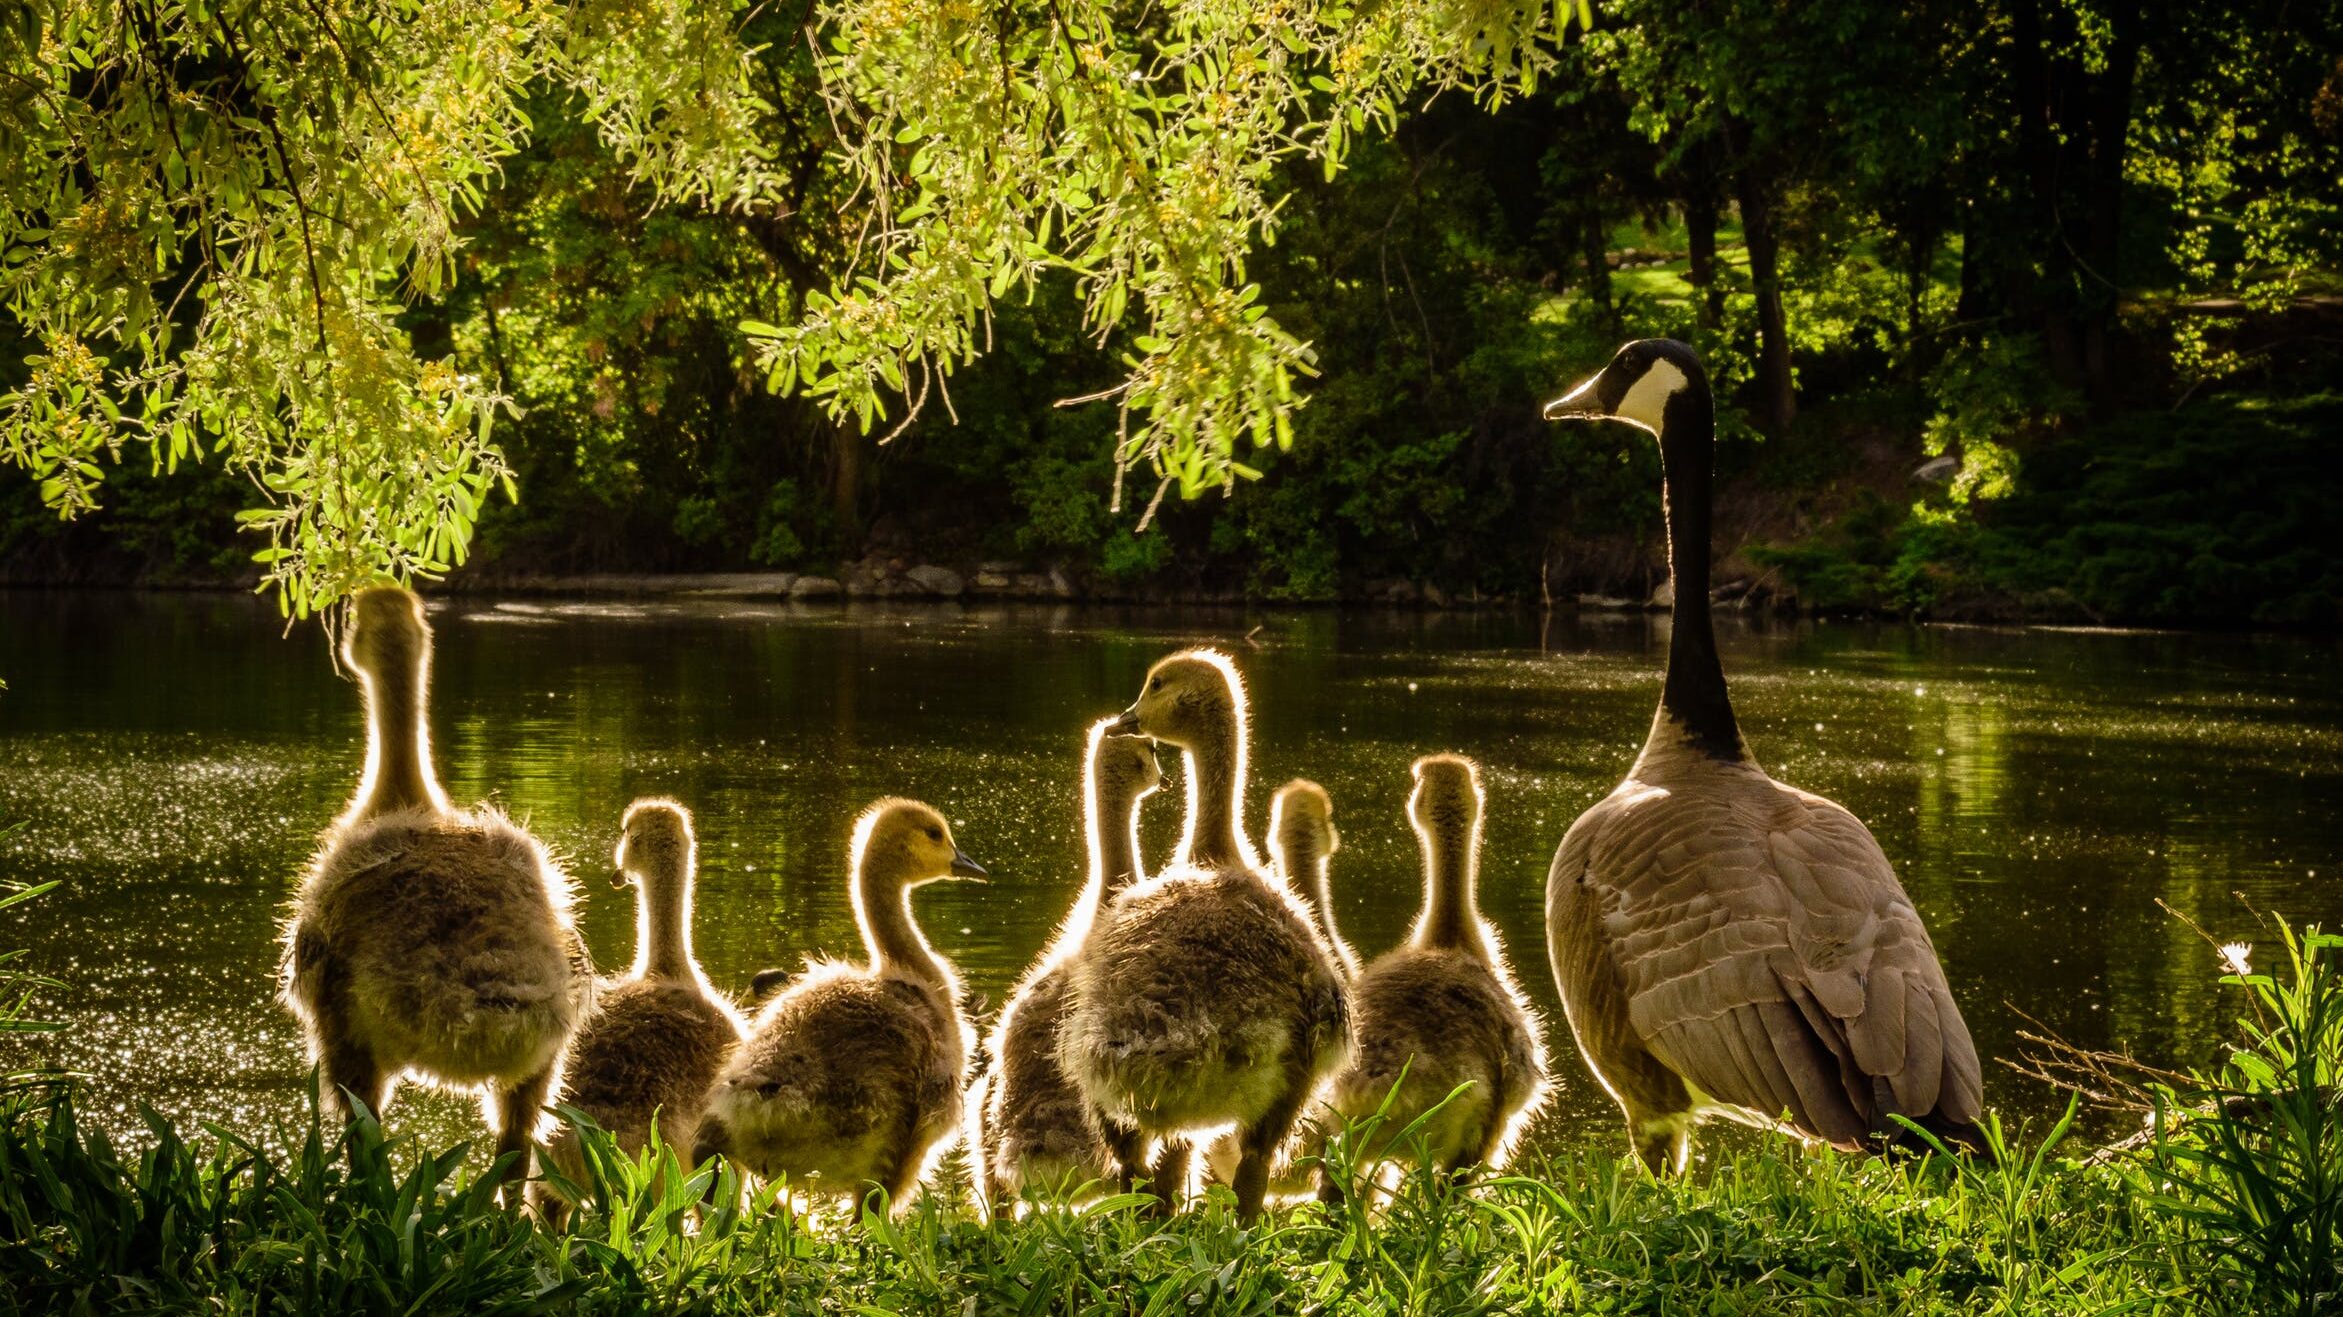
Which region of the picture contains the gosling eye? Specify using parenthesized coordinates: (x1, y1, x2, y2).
(1148, 677, 1163, 692)
(926, 826, 943, 842)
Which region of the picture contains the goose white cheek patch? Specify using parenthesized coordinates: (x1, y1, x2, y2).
(1616, 358, 1689, 434)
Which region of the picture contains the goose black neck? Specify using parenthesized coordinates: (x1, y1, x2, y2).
(1657, 384, 1743, 761)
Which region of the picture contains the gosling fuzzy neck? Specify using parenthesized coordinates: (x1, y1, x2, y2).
(1063, 752, 1152, 954)
(1174, 696, 1260, 873)
(1651, 378, 1745, 764)
(347, 620, 447, 823)
(1281, 833, 1353, 978)
(1092, 777, 1149, 897)
(1411, 801, 1485, 958)
(854, 853, 955, 991)
(631, 854, 699, 983)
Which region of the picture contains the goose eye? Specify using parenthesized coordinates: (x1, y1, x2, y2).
(926, 826, 942, 841)
(1148, 677, 1163, 692)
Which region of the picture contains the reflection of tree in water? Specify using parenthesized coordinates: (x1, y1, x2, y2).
(2134, 828, 2259, 1076)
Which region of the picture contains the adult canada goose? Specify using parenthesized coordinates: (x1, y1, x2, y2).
(1059, 650, 1352, 1221)
(280, 586, 593, 1202)
(1542, 339, 1983, 1172)
(695, 799, 984, 1213)
(1320, 756, 1547, 1194)
(973, 718, 1164, 1215)
(537, 799, 745, 1220)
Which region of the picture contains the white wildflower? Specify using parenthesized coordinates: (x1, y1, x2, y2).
(2219, 942, 2253, 977)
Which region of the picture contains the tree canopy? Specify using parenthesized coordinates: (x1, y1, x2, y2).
(2, 0, 2337, 624)
(0, 0, 1580, 613)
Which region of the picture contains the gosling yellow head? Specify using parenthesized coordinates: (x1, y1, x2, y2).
(853, 798, 988, 887)
(613, 797, 694, 891)
(1109, 648, 1246, 752)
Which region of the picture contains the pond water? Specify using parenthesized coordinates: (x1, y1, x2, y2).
(1, 591, 2337, 1162)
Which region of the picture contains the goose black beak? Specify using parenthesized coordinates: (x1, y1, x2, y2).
(1106, 707, 1142, 736)
(1542, 373, 1610, 421)
(950, 849, 989, 881)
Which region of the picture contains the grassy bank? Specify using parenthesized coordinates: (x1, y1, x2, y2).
(0, 1096, 2168, 1315)
(1, 897, 2336, 1313)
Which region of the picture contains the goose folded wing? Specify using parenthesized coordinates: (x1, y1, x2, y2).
(1771, 791, 1984, 1127)
(1591, 791, 1870, 1145)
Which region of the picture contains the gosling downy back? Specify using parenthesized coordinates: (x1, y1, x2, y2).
(697, 799, 985, 1212)
(1324, 754, 1548, 1181)
(975, 719, 1163, 1212)
(280, 585, 592, 1202)
(539, 799, 744, 1212)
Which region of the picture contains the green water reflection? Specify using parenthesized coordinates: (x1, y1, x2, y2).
(1, 594, 2336, 1156)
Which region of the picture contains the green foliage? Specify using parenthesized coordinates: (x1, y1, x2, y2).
(0, 1086, 2183, 1315)
(1749, 392, 2343, 625)
(2145, 921, 2343, 1316)
(0, 852, 62, 1103)
(750, 0, 1586, 521)
(0, 0, 776, 615)
(1921, 337, 2080, 504)
(2, 0, 2337, 617)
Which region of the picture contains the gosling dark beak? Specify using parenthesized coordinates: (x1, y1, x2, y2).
(1107, 706, 1142, 736)
(1147, 742, 1166, 778)
(609, 868, 629, 890)
(950, 849, 989, 881)
(1542, 373, 1610, 421)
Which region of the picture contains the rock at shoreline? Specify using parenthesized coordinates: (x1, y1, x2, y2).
(678, 572, 797, 598)
(790, 575, 843, 600)
(906, 565, 964, 597)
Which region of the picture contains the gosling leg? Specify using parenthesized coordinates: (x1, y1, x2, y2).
(491, 1064, 558, 1208)
(1233, 1064, 1314, 1224)
(320, 1034, 387, 1126)
(689, 1119, 734, 1212)
(1094, 1112, 1153, 1204)
(1148, 1140, 1190, 1216)
(318, 1026, 390, 1174)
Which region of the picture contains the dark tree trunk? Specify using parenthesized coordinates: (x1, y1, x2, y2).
(1956, 195, 1989, 326)
(2010, 0, 2083, 386)
(2079, 4, 2142, 407)
(831, 427, 862, 552)
(1728, 125, 1795, 435)
(1582, 213, 1615, 330)
(1685, 185, 1723, 331)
